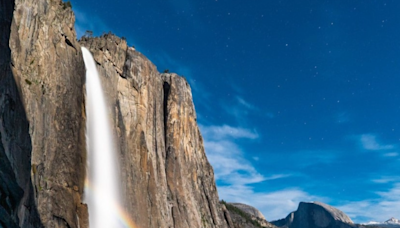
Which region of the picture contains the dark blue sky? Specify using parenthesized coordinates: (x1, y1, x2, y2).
(70, 0, 400, 223)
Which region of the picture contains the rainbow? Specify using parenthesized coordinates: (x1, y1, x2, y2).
(84, 178, 138, 228)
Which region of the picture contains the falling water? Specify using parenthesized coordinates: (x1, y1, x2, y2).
(82, 47, 122, 228)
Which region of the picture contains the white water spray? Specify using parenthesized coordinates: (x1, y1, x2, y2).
(82, 47, 122, 228)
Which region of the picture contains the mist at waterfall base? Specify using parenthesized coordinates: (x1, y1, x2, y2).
(82, 47, 125, 228)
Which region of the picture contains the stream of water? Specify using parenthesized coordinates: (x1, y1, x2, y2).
(82, 47, 122, 228)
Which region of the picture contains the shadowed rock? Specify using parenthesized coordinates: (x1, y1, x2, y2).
(271, 202, 363, 228)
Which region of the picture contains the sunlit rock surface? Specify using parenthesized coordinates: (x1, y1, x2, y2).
(2, 0, 256, 227)
(79, 34, 230, 228)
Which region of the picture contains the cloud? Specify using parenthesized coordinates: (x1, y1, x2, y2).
(200, 124, 258, 140)
(383, 152, 399, 157)
(359, 134, 395, 151)
(236, 96, 256, 110)
(236, 96, 275, 119)
(223, 96, 266, 124)
(372, 176, 400, 184)
(337, 183, 400, 223)
(218, 185, 324, 221)
(264, 174, 293, 181)
(201, 124, 263, 185)
(201, 123, 315, 221)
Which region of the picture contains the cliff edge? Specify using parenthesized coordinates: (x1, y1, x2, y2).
(0, 0, 231, 227)
(79, 34, 229, 228)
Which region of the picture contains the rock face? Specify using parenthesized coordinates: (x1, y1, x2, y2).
(6, 0, 87, 227)
(2, 0, 86, 227)
(230, 203, 267, 220)
(272, 202, 359, 228)
(1, 0, 231, 227)
(0, 1, 29, 227)
(222, 202, 277, 228)
(79, 34, 229, 228)
(271, 212, 295, 228)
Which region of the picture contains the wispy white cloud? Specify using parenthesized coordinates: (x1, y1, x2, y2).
(264, 174, 293, 181)
(200, 124, 258, 140)
(201, 124, 263, 185)
(201, 124, 289, 186)
(359, 134, 395, 151)
(201, 123, 315, 221)
(383, 152, 399, 157)
(236, 96, 275, 119)
(372, 176, 400, 184)
(236, 96, 256, 110)
(223, 96, 269, 124)
(337, 183, 400, 223)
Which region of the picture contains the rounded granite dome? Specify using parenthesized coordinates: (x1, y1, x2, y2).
(229, 203, 266, 220)
(310, 201, 354, 224)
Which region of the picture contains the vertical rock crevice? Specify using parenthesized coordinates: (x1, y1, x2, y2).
(163, 81, 171, 146)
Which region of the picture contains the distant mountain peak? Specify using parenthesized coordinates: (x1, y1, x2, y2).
(385, 217, 400, 224)
(271, 201, 357, 228)
(363, 217, 400, 227)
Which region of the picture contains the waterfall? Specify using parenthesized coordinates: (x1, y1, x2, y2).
(82, 47, 122, 228)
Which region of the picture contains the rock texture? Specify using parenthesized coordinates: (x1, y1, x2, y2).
(2, 0, 88, 227)
(271, 202, 361, 228)
(1, 1, 234, 228)
(79, 34, 229, 228)
(230, 203, 267, 220)
(222, 202, 276, 228)
(0, 1, 30, 227)
(271, 212, 295, 228)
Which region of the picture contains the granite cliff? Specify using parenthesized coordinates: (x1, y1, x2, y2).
(1, 0, 85, 227)
(271, 202, 363, 228)
(0, 0, 231, 227)
(79, 34, 228, 228)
